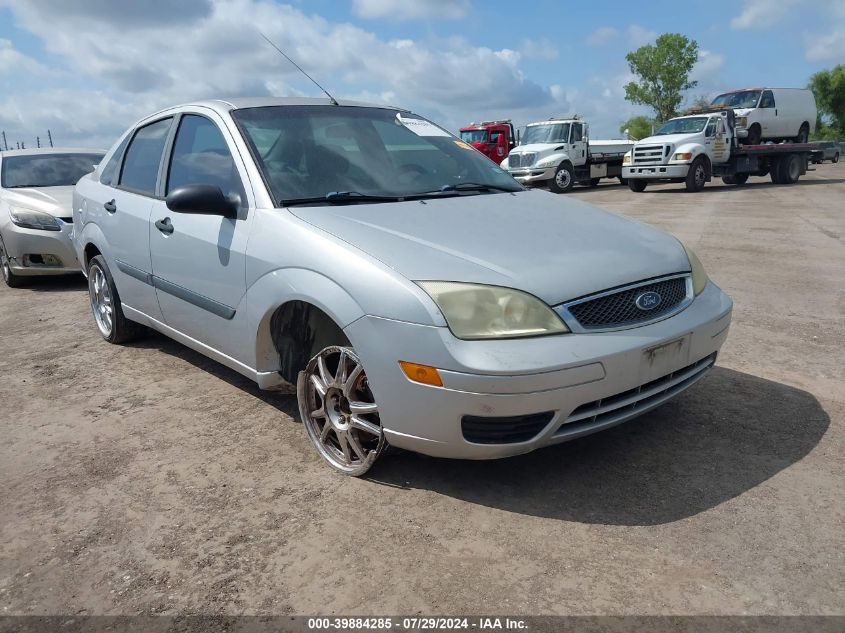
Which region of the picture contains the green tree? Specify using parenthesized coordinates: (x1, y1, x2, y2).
(808, 65, 845, 138)
(624, 33, 699, 123)
(619, 115, 654, 140)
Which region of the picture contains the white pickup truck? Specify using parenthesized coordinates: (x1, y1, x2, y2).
(622, 109, 824, 193)
(501, 116, 634, 193)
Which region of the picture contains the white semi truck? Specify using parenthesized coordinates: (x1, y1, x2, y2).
(622, 109, 824, 193)
(501, 116, 634, 193)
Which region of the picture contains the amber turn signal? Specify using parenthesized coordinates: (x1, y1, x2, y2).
(399, 361, 443, 387)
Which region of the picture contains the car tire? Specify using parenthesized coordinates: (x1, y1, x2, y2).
(746, 124, 762, 145)
(87, 255, 143, 344)
(549, 163, 574, 193)
(722, 173, 748, 186)
(298, 345, 386, 476)
(0, 238, 26, 288)
(628, 179, 647, 193)
(834, 153, 840, 164)
(794, 123, 809, 144)
(685, 156, 708, 192)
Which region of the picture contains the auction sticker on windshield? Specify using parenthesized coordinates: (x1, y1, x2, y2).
(397, 113, 451, 137)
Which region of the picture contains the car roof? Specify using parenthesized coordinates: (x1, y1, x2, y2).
(0, 147, 106, 157)
(149, 96, 408, 119)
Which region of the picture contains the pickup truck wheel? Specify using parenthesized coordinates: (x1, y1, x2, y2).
(834, 153, 840, 164)
(747, 124, 762, 145)
(794, 123, 809, 144)
(87, 255, 143, 344)
(549, 163, 574, 193)
(685, 157, 708, 192)
(628, 179, 647, 192)
(0, 238, 26, 288)
(298, 345, 386, 477)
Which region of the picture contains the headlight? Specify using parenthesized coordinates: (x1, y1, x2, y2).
(672, 152, 693, 162)
(683, 246, 709, 295)
(9, 206, 61, 231)
(417, 281, 569, 340)
(622, 153, 631, 165)
(738, 117, 748, 127)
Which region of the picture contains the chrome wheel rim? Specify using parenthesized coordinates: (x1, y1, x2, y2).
(555, 167, 571, 189)
(89, 265, 114, 337)
(299, 346, 385, 475)
(0, 243, 10, 283)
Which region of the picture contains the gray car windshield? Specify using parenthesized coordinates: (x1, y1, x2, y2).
(710, 91, 761, 109)
(521, 123, 570, 145)
(654, 117, 708, 135)
(232, 106, 522, 204)
(1, 153, 104, 188)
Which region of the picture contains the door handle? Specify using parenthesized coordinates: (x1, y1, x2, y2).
(155, 217, 174, 235)
(103, 199, 116, 213)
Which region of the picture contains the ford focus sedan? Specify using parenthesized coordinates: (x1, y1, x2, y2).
(1, 148, 105, 287)
(73, 97, 732, 475)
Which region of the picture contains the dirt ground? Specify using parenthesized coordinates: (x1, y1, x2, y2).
(1, 164, 843, 617)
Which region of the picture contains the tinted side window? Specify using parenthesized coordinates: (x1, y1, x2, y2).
(167, 115, 245, 201)
(99, 135, 130, 185)
(760, 90, 775, 108)
(571, 123, 583, 142)
(119, 118, 173, 196)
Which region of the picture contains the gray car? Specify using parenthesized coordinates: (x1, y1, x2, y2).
(73, 98, 732, 475)
(1, 148, 105, 287)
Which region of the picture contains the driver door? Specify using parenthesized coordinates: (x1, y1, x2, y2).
(569, 123, 587, 165)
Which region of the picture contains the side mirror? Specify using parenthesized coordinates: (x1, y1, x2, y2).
(166, 184, 239, 218)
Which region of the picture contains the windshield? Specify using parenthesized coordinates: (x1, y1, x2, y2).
(460, 130, 488, 144)
(1, 153, 104, 188)
(233, 106, 521, 204)
(711, 90, 761, 109)
(654, 117, 709, 136)
(521, 123, 570, 145)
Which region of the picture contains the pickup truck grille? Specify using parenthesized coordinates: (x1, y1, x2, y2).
(508, 152, 536, 168)
(633, 144, 668, 165)
(558, 274, 692, 331)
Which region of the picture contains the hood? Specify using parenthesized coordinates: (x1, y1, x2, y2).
(289, 190, 690, 306)
(636, 133, 692, 146)
(2, 186, 75, 217)
(510, 142, 564, 155)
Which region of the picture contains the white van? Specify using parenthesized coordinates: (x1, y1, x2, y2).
(710, 88, 817, 145)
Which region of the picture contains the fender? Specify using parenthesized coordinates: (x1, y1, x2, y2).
(247, 267, 369, 374)
(535, 151, 572, 170)
(74, 218, 112, 276)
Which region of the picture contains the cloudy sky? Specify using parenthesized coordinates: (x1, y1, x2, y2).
(0, 0, 842, 149)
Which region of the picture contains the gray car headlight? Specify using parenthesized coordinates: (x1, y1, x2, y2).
(9, 206, 61, 231)
(683, 245, 709, 295)
(418, 281, 569, 340)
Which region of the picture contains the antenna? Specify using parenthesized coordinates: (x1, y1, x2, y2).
(259, 31, 339, 105)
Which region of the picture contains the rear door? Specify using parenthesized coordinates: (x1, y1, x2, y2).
(95, 117, 173, 319)
(149, 111, 253, 360)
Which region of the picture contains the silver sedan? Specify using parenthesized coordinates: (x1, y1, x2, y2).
(1, 148, 105, 287)
(73, 98, 731, 475)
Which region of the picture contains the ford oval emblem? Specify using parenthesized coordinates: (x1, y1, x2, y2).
(635, 291, 662, 311)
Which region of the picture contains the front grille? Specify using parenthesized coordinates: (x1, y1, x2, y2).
(509, 152, 536, 168)
(555, 353, 716, 438)
(633, 144, 666, 165)
(565, 275, 689, 331)
(462, 411, 554, 444)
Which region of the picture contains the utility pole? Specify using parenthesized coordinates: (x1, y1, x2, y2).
(37, 136, 41, 148)
(1, 131, 7, 151)
(47, 129, 53, 148)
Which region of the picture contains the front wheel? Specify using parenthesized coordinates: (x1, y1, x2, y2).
(685, 157, 708, 192)
(628, 179, 647, 193)
(549, 163, 574, 193)
(746, 124, 762, 145)
(0, 238, 26, 288)
(298, 346, 386, 476)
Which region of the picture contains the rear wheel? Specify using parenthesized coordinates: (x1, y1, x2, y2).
(549, 162, 574, 193)
(298, 346, 386, 476)
(685, 156, 708, 192)
(87, 255, 143, 343)
(628, 179, 647, 193)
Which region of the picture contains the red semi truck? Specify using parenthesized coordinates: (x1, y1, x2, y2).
(459, 120, 518, 163)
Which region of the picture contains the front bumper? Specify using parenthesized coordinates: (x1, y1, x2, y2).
(623, 164, 690, 180)
(0, 220, 80, 276)
(345, 281, 732, 459)
(507, 166, 555, 184)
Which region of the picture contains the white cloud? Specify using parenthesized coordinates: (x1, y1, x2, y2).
(0, 0, 568, 146)
(351, 0, 470, 20)
(805, 26, 845, 61)
(0, 38, 46, 75)
(585, 26, 618, 47)
(626, 24, 656, 48)
(731, 0, 801, 29)
(691, 49, 726, 84)
(520, 38, 558, 60)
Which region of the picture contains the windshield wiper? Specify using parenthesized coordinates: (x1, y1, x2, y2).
(420, 182, 521, 196)
(281, 191, 403, 206)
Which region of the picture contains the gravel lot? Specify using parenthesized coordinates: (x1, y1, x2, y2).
(1, 164, 843, 617)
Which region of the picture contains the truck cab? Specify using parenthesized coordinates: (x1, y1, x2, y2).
(459, 120, 517, 163)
